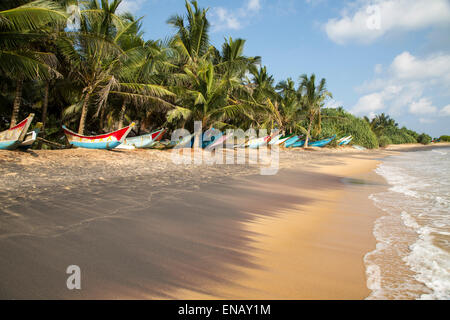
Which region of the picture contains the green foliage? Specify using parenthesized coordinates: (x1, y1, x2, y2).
(378, 135, 392, 147)
(382, 126, 417, 144)
(439, 135, 450, 142)
(321, 108, 379, 149)
(417, 133, 432, 145)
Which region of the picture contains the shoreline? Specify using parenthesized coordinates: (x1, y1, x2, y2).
(0, 144, 448, 299)
(169, 153, 388, 299)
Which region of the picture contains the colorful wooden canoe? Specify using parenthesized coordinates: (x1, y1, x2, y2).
(268, 134, 282, 145)
(283, 135, 300, 147)
(205, 132, 233, 150)
(271, 134, 294, 146)
(247, 136, 271, 149)
(290, 139, 305, 148)
(339, 136, 353, 146)
(62, 123, 134, 150)
(202, 128, 223, 148)
(308, 135, 336, 147)
(0, 114, 34, 150)
(117, 128, 166, 149)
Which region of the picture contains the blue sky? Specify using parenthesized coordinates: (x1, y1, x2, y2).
(119, 0, 450, 137)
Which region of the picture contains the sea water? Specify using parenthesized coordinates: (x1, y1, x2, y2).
(365, 147, 450, 300)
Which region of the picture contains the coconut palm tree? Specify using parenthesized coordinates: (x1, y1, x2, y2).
(59, 0, 173, 134)
(0, 0, 66, 127)
(167, 60, 247, 130)
(167, 0, 211, 66)
(272, 78, 304, 134)
(216, 37, 260, 82)
(298, 73, 332, 147)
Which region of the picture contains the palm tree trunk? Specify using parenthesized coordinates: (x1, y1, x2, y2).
(118, 100, 126, 129)
(41, 81, 49, 133)
(10, 78, 23, 128)
(304, 116, 313, 148)
(78, 92, 90, 135)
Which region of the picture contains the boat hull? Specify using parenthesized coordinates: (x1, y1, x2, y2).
(284, 135, 299, 147)
(268, 134, 282, 145)
(339, 137, 353, 146)
(290, 140, 305, 148)
(308, 135, 336, 147)
(206, 133, 232, 150)
(0, 140, 20, 150)
(248, 136, 270, 149)
(0, 114, 34, 150)
(62, 123, 134, 150)
(118, 128, 166, 149)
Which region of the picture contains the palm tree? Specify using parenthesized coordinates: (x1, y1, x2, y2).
(364, 113, 398, 137)
(298, 73, 332, 147)
(167, 0, 211, 65)
(216, 37, 260, 82)
(0, 0, 66, 127)
(167, 60, 246, 130)
(59, 0, 173, 134)
(271, 78, 304, 134)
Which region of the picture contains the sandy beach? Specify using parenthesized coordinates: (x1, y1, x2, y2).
(0, 144, 448, 299)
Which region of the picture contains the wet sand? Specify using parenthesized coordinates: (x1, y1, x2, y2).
(0, 144, 448, 299)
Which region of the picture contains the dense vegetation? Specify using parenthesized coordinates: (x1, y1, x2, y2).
(0, 0, 441, 149)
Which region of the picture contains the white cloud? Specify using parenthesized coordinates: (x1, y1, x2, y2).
(117, 0, 146, 14)
(211, 7, 241, 31)
(409, 98, 437, 115)
(352, 51, 450, 117)
(210, 0, 262, 31)
(441, 105, 450, 116)
(352, 92, 384, 115)
(391, 51, 450, 81)
(324, 0, 450, 45)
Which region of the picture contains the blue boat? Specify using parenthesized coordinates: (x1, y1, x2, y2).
(308, 135, 336, 147)
(202, 128, 222, 148)
(290, 139, 305, 148)
(283, 135, 300, 147)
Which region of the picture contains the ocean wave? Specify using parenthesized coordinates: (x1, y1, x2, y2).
(366, 149, 450, 300)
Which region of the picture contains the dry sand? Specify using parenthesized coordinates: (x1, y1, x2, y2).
(0, 143, 448, 299)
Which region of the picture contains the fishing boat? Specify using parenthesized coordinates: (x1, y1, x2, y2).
(290, 139, 305, 148)
(248, 136, 271, 149)
(337, 135, 352, 145)
(270, 133, 294, 146)
(202, 128, 223, 148)
(116, 128, 166, 149)
(283, 135, 300, 147)
(62, 123, 135, 150)
(0, 114, 34, 150)
(205, 132, 233, 150)
(339, 136, 353, 146)
(308, 135, 336, 147)
(268, 134, 282, 145)
(353, 145, 366, 150)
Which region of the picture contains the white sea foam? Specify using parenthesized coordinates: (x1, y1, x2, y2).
(365, 147, 450, 300)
